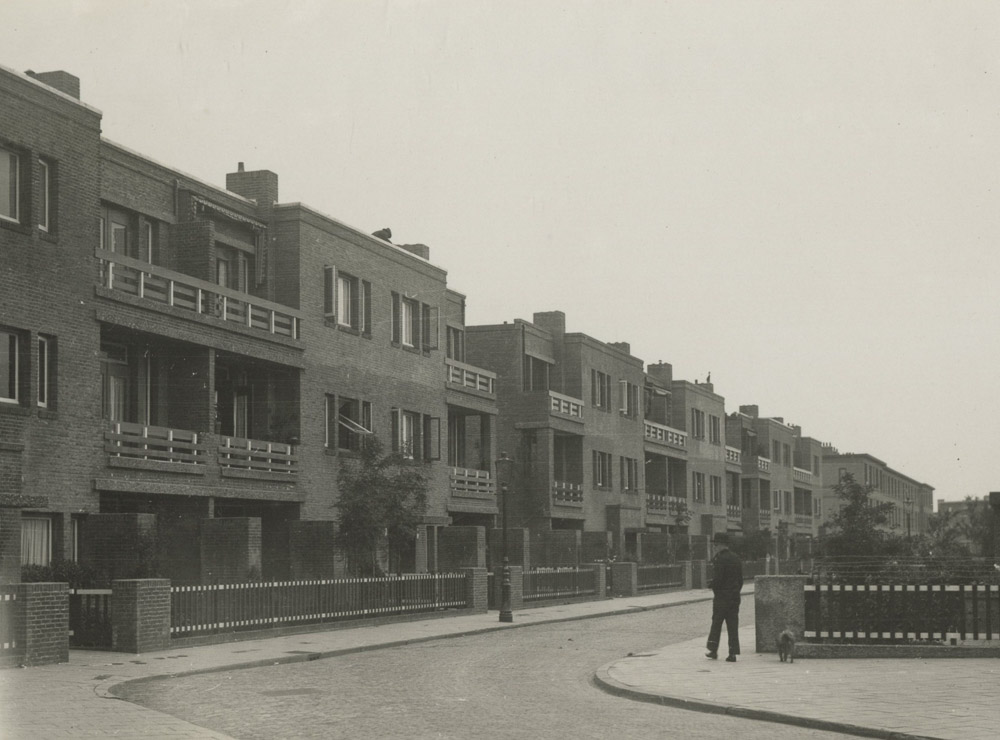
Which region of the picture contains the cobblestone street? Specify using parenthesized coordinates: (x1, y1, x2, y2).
(116, 601, 852, 739)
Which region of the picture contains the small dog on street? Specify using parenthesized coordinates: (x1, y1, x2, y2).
(777, 629, 796, 663)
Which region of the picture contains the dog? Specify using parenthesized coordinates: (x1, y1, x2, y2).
(777, 629, 796, 663)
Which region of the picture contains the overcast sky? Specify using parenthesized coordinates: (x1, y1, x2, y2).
(5, 1, 998, 504)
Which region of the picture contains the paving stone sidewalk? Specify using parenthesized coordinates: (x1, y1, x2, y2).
(2, 584, 995, 740)
(597, 626, 1000, 740)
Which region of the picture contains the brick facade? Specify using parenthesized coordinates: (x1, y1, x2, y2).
(111, 578, 171, 654)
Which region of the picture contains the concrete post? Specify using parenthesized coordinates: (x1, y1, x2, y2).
(610, 561, 637, 597)
(112, 578, 171, 654)
(754, 575, 809, 653)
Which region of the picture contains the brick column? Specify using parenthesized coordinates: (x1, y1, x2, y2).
(590, 562, 607, 598)
(112, 579, 171, 654)
(19, 582, 68, 666)
(679, 560, 693, 589)
(609, 562, 637, 597)
(462, 567, 488, 612)
(0, 509, 21, 584)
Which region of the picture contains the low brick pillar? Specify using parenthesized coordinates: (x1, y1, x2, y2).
(462, 567, 488, 612)
(754, 575, 808, 653)
(680, 560, 692, 589)
(112, 579, 171, 654)
(589, 562, 607, 598)
(609, 562, 637, 597)
(0, 509, 22, 584)
(492, 564, 523, 612)
(19, 582, 69, 666)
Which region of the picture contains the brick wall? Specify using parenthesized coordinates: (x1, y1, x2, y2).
(0, 509, 21, 583)
(200, 517, 262, 583)
(530, 529, 581, 567)
(487, 527, 530, 569)
(438, 526, 485, 569)
(80, 513, 158, 584)
(18, 582, 69, 666)
(288, 520, 338, 579)
(111, 578, 170, 654)
(462, 566, 488, 612)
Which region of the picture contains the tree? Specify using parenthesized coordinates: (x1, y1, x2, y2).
(916, 507, 971, 559)
(820, 473, 904, 560)
(336, 436, 429, 576)
(961, 496, 997, 558)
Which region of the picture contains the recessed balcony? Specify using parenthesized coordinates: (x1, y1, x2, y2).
(219, 436, 298, 479)
(105, 422, 206, 472)
(449, 467, 495, 498)
(552, 479, 583, 506)
(97, 250, 301, 340)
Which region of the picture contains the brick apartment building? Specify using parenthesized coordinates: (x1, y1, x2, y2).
(1, 65, 932, 583)
(1, 65, 497, 583)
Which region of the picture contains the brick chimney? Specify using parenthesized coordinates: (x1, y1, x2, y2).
(25, 70, 80, 99)
(608, 341, 631, 355)
(739, 404, 759, 418)
(646, 361, 673, 385)
(226, 163, 279, 216)
(399, 243, 431, 260)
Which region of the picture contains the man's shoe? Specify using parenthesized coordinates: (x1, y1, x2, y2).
(725, 655, 737, 662)
(705, 651, 718, 660)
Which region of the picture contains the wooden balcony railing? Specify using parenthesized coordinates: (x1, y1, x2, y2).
(668, 496, 686, 516)
(728, 504, 742, 519)
(449, 467, 495, 497)
(105, 422, 206, 464)
(552, 480, 584, 503)
(97, 250, 301, 340)
(444, 359, 496, 396)
(549, 391, 584, 420)
(646, 490, 669, 512)
(219, 437, 297, 475)
(757, 456, 771, 473)
(644, 420, 687, 450)
(726, 446, 742, 465)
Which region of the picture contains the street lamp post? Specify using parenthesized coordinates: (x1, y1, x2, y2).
(496, 452, 514, 623)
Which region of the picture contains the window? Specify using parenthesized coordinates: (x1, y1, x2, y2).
(692, 472, 705, 502)
(38, 159, 50, 231)
(324, 394, 336, 448)
(1, 330, 20, 404)
(593, 450, 612, 488)
(619, 381, 639, 418)
(324, 267, 372, 334)
(772, 440, 781, 463)
(772, 489, 781, 512)
(709, 415, 721, 444)
(710, 475, 722, 505)
(421, 303, 439, 351)
(391, 408, 439, 461)
(142, 221, 154, 262)
(338, 397, 372, 451)
(783, 443, 791, 467)
(391, 292, 422, 348)
(813, 455, 820, 475)
(620, 456, 639, 492)
(1, 146, 19, 223)
(21, 516, 52, 566)
(690, 408, 705, 439)
(814, 499, 822, 517)
(591, 369, 612, 410)
(523, 355, 550, 391)
(784, 490, 792, 513)
(447, 326, 465, 361)
(37, 335, 54, 409)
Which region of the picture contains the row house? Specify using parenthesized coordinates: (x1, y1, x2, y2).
(1, 66, 497, 583)
(819, 448, 933, 537)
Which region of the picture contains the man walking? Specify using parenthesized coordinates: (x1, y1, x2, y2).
(706, 532, 743, 662)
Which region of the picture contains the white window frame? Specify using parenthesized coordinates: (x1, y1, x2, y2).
(337, 274, 354, 328)
(400, 298, 415, 347)
(401, 409, 416, 458)
(0, 146, 19, 223)
(1, 330, 19, 404)
(38, 158, 50, 232)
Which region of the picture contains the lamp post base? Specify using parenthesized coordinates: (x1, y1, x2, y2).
(499, 558, 513, 623)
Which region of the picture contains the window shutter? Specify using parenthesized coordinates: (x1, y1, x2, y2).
(391, 292, 401, 344)
(619, 380, 628, 413)
(324, 266, 337, 318)
(592, 450, 598, 485)
(423, 415, 440, 461)
(362, 280, 372, 335)
(591, 369, 597, 405)
(391, 407, 400, 452)
(619, 457, 625, 490)
(421, 304, 439, 351)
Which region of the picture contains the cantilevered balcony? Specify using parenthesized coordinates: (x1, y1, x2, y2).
(97, 250, 301, 340)
(725, 446, 741, 466)
(552, 480, 584, 505)
(219, 436, 298, 479)
(549, 391, 584, 422)
(444, 359, 496, 398)
(643, 420, 687, 452)
(449, 467, 495, 497)
(793, 467, 813, 483)
(105, 422, 207, 470)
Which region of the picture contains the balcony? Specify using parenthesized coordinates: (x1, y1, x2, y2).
(725, 446, 741, 465)
(219, 436, 298, 479)
(758, 511, 772, 529)
(668, 496, 687, 516)
(449, 467, 495, 498)
(97, 250, 301, 341)
(105, 422, 206, 470)
(549, 391, 584, 422)
(795, 515, 813, 528)
(552, 480, 583, 505)
(646, 490, 669, 513)
(444, 359, 496, 397)
(727, 504, 742, 520)
(793, 467, 813, 483)
(643, 420, 687, 451)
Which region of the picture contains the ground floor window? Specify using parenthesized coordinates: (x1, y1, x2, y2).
(21, 516, 52, 566)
